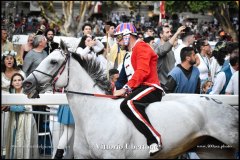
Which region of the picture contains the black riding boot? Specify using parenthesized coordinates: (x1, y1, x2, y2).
(54, 149, 64, 159)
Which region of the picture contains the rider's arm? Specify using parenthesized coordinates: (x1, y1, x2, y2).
(126, 42, 151, 89)
(115, 65, 128, 90)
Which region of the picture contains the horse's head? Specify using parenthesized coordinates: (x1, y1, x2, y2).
(23, 40, 70, 98)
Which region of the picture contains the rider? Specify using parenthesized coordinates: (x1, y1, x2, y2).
(113, 23, 164, 156)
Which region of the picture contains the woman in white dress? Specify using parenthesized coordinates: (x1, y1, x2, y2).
(3, 73, 39, 159)
(1, 50, 26, 158)
(1, 50, 26, 94)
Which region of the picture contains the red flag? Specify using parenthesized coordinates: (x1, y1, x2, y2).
(94, 2, 102, 13)
(160, 1, 165, 19)
(159, 1, 165, 26)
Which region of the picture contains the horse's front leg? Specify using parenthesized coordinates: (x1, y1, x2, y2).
(72, 134, 92, 159)
(73, 142, 92, 158)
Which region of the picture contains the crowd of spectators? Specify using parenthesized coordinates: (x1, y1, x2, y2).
(1, 10, 239, 42)
(1, 9, 239, 159)
(1, 12, 60, 36)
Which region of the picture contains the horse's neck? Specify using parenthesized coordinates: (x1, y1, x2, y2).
(66, 58, 112, 121)
(68, 58, 104, 94)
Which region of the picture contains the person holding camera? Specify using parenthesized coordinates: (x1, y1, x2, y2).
(76, 34, 104, 60)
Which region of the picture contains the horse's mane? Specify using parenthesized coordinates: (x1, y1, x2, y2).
(71, 52, 112, 94)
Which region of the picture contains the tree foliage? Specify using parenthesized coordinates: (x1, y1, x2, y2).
(38, 1, 97, 37)
(165, 1, 238, 14)
(165, 1, 239, 41)
(101, 1, 119, 20)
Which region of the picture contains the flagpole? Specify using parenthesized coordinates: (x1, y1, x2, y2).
(159, 9, 162, 26)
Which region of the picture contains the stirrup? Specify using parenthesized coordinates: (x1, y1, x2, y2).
(149, 143, 162, 156)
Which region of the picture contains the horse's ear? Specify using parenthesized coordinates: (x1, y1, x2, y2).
(60, 39, 69, 55)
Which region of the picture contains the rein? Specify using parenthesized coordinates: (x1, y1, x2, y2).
(31, 50, 70, 95)
(63, 90, 121, 99)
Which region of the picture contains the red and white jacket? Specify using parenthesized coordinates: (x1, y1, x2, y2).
(124, 40, 163, 92)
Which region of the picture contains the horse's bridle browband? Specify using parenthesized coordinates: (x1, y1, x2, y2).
(31, 49, 70, 94)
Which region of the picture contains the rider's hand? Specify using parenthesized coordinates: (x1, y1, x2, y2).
(113, 88, 126, 97)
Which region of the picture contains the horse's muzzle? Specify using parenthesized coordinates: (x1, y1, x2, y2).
(22, 80, 39, 98)
(22, 80, 34, 93)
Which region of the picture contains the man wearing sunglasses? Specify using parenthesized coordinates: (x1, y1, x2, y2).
(114, 23, 164, 156)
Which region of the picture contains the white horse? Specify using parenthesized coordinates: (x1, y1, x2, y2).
(22, 41, 238, 159)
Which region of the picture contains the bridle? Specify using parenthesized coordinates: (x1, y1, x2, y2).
(31, 49, 70, 94)
(30, 49, 120, 99)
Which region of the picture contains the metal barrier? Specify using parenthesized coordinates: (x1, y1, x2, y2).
(1, 110, 57, 159)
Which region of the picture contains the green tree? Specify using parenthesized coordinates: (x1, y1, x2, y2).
(101, 1, 119, 20)
(165, 1, 239, 42)
(38, 1, 97, 37)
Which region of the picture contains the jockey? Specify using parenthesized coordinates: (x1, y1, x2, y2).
(113, 22, 164, 156)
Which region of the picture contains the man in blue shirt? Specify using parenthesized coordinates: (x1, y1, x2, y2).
(164, 47, 201, 93)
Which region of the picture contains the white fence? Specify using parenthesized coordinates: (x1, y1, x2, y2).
(2, 93, 238, 106)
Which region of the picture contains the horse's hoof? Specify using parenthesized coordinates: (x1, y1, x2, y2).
(54, 149, 64, 159)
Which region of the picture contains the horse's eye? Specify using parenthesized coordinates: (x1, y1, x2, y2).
(50, 60, 58, 65)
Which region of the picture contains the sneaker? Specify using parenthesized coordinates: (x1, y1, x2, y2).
(149, 143, 162, 156)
